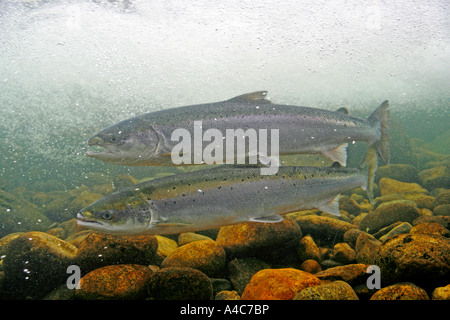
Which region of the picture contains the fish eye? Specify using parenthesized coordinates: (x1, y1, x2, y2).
(103, 211, 113, 220)
(110, 136, 116, 142)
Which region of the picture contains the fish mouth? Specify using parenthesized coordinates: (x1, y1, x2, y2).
(77, 212, 107, 228)
(85, 136, 121, 159)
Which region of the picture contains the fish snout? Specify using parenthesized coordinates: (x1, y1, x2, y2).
(87, 136, 104, 146)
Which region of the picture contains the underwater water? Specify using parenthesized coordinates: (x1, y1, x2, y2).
(0, 0, 449, 301)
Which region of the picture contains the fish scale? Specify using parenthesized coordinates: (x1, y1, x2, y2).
(86, 91, 389, 168)
(77, 163, 369, 235)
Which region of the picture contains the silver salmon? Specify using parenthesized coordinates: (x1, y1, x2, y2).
(77, 152, 374, 235)
(85, 91, 389, 168)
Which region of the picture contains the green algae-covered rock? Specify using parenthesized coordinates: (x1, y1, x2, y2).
(294, 280, 358, 300)
(147, 267, 213, 300)
(1, 231, 77, 299)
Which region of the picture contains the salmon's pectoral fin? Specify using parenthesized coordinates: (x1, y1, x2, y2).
(250, 214, 283, 223)
(322, 143, 348, 167)
(318, 195, 341, 216)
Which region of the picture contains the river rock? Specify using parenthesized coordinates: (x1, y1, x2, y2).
(355, 233, 382, 264)
(75, 233, 158, 274)
(339, 197, 361, 216)
(434, 204, 450, 216)
(299, 259, 322, 274)
(241, 268, 320, 300)
(432, 190, 450, 208)
(0, 200, 51, 238)
(294, 280, 358, 300)
(154, 235, 178, 264)
(379, 178, 428, 196)
(211, 278, 232, 295)
(419, 166, 450, 190)
(215, 290, 241, 300)
(375, 233, 450, 288)
(315, 263, 370, 286)
(370, 282, 429, 300)
(0, 232, 23, 258)
(410, 222, 450, 237)
(298, 235, 321, 262)
(216, 217, 302, 263)
(161, 240, 226, 277)
(343, 228, 366, 247)
(404, 194, 435, 209)
(372, 221, 403, 239)
(375, 164, 419, 183)
(1, 231, 77, 299)
(76, 264, 153, 300)
(379, 222, 412, 242)
(178, 232, 213, 246)
(330, 243, 356, 264)
(147, 267, 213, 300)
(431, 284, 450, 300)
(291, 215, 356, 246)
(359, 201, 421, 234)
(228, 258, 271, 295)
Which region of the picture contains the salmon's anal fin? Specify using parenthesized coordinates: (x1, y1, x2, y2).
(322, 143, 348, 167)
(318, 195, 341, 216)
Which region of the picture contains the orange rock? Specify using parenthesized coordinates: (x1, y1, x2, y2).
(298, 235, 321, 262)
(370, 282, 429, 300)
(375, 234, 450, 287)
(216, 217, 302, 260)
(315, 263, 371, 286)
(299, 259, 322, 274)
(432, 284, 450, 300)
(161, 240, 226, 277)
(410, 222, 450, 237)
(241, 268, 320, 300)
(77, 264, 153, 300)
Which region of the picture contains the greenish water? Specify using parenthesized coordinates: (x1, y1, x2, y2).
(0, 0, 449, 210)
(0, 1, 449, 301)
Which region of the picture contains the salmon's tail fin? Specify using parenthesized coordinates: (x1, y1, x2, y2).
(367, 100, 390, 165)
(359, 145, 378, 204)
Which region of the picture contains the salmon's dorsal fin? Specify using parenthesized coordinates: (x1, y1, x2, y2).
(336, 107, 349, 114)
(226, 91, 272, 104)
